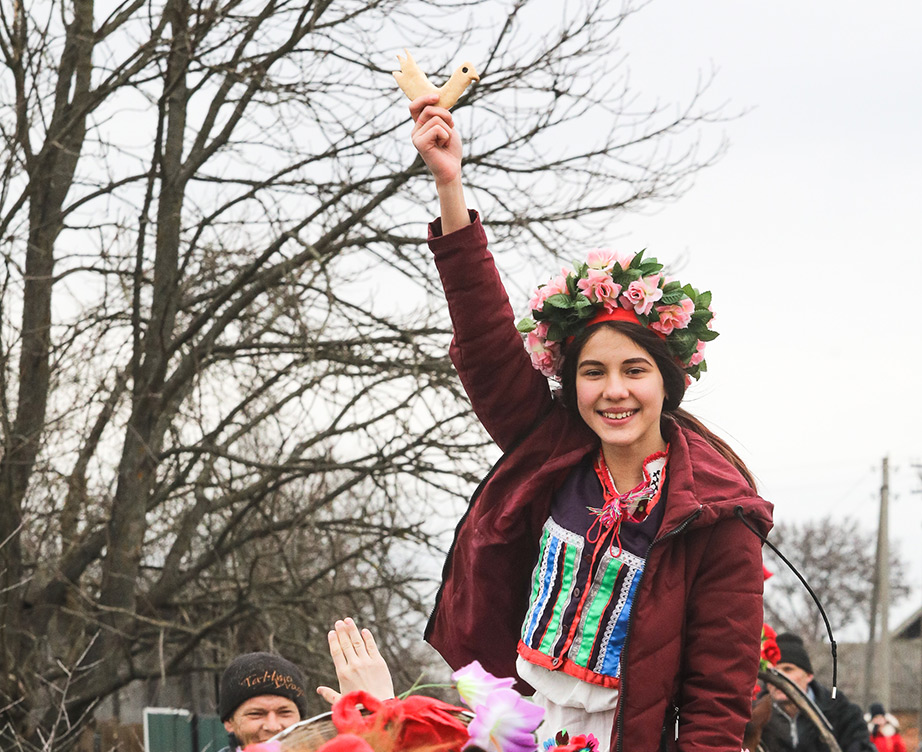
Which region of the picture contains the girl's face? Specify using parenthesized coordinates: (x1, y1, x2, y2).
(575, 327, 667, 461)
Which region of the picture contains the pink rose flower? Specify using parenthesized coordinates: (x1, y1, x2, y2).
(650, 298, 694, 335)
(526, 333, 560, 378)
(528, 274, 569, 312)
(689, 340, 706, 366)
(619, 274, 663, 316)
(577, 269, 622, 308)
(586, 248, 633, 270)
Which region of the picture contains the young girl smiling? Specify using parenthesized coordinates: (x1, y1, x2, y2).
(410, 93, 773, 752)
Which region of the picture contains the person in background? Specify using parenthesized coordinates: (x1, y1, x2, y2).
(866, 703, 907, 752)
(219, 651, 307, 751)
(764, 633, 874, 752)
(219, 618, 394, 751)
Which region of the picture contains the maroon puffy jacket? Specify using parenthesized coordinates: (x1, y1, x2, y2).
(424, 214, 774, 752)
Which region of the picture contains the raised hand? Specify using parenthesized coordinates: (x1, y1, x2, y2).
(409, 93, 471, 234)
(410, 94, 463, 186)
(316, 618, 396, 705)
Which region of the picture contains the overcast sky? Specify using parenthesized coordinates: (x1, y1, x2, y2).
(593, 1, 922, 634)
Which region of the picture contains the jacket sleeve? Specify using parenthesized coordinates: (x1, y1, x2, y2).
(832, 699, 877, 752)
(678, 515, 765, 752)
(428, 212, 554, 451)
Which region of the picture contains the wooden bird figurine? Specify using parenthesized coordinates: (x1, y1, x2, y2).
(392, 49, 480, 110)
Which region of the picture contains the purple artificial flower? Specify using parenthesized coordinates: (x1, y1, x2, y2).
(452, 660, 515, 710)
(465, 688, 544, 752)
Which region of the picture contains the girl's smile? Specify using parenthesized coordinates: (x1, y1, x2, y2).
(575, 327, 667, 475)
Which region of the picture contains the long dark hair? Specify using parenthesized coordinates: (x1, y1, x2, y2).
(559, 321, 756, 490)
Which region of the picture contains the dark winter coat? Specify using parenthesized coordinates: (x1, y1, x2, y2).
(424, 214, 774, 752)
(764, 680, 875, 752)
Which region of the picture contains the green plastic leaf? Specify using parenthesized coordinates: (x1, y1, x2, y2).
(671, 329, 697, 352)
(516, 318, 537, 333)
(566, 274, 580, 296)
(544, 293, 574, 310)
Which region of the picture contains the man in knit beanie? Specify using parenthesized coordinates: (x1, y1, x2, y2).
(763, 633, 874, 752)
(219, 652, 308, 750)
(218, 619, 396, 751)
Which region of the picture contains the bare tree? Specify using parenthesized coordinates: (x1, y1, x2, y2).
(763, 516, 910, 644)
(0, 0, 726, 748)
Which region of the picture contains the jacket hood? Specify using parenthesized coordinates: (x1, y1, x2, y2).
(659, 418, 774, 538)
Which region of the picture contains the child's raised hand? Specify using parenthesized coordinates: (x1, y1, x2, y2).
(410, 94, 462, 186)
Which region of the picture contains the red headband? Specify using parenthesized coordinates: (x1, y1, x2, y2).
(583, 306, 667, 341)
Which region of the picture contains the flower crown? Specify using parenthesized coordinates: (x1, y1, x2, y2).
(515, 248, 718, 381)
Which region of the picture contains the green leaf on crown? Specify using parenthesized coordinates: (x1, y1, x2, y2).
(629, 249, 646, 268)
(637, 260, 663, 276)
(681, 283, 699, 300)
(660, 289, 685, 305)
(566, 274, 580, 296)
(544, 293, 573, 310)
(547, 323, 565, 342)
(691, 309, 712, 322)
(516, 318, 537, 333)
(670, 328, 698, 352)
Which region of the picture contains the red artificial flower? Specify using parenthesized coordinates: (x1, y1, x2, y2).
(316, 734, 376, 752)
(332, 691, 470, 752)
(761, 638, 781, 666)
(544, 731, 599, 752)
(550, 734, 599, 752)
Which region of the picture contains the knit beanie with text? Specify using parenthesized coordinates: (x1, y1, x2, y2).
(219, 651, 308, 721)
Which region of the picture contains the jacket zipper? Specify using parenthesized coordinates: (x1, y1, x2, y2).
(614, 505, 702, 752)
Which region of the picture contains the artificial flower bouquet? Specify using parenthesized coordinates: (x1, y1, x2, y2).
(245, 661, 593, 752)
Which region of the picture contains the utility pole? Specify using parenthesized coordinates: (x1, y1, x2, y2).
(912, 461, 921, 740)
(865, 458, 892, 709)
(879, 457, 891, 710)
(864, 499, 882, 708)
